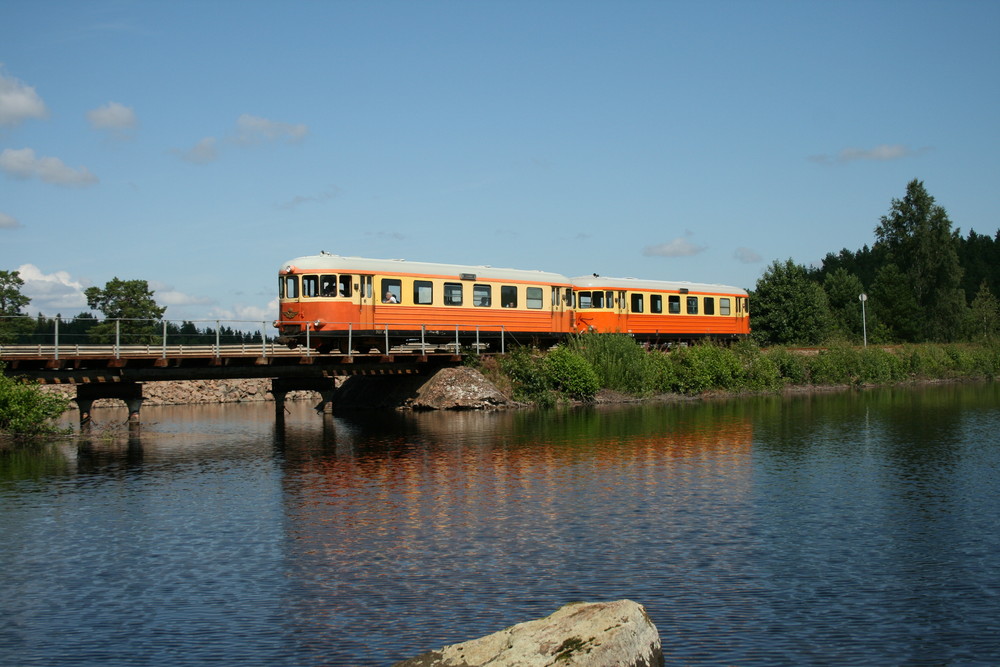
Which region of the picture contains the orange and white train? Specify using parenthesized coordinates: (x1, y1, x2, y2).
(275, 252, 749, 353)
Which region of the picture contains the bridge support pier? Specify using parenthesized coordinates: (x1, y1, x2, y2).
(76, 382, 144, 432)
(270, 377, 340, 416)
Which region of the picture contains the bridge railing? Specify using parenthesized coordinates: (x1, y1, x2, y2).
(0, 315, 505, 359)
(0, 315, 279, 360)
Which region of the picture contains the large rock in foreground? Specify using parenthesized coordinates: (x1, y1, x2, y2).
(392, 600, 663, 667)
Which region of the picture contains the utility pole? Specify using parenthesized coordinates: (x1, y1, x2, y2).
(859, 293, 868, 348)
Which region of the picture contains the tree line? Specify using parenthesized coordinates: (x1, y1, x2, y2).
(751, 179, 1000, 346)
(0, 274, 267, 346)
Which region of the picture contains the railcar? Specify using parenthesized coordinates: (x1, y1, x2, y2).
(569, 275, 750, 344)
(275, 253, 574, 353)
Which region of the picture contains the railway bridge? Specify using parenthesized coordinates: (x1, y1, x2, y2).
(0, 343, 466, 430)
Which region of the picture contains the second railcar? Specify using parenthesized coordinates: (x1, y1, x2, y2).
(569, 275, 750, 344)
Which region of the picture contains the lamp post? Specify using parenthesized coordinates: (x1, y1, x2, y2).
(859, 293, 868, 348)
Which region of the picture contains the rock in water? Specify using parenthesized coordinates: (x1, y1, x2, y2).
(392, 600, 663, 666)
(405, 366, 511, 410)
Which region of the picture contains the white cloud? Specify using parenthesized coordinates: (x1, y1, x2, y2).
(174, 115, 308, 165)
(642, 233, 706, 258)
(174, 137, 218, 164)
(0, 67, 47, 126)
(278, 185, 341, 210)
(203, 300, 278, 326)
(87, 101, 137, 135)
(809, 144, 930, 164)
(0, 212, 20, 229)
(734, 247, 762, 263)
(235, 114, 308, 144)
(16, 264, 89, 314)
(0, 147, 99, 186)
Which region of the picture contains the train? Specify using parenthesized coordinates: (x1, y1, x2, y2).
(274, 252, 750, 353)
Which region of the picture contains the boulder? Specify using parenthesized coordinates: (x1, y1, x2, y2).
(405, 366, 511, 410)
(392, 600, 663, 667)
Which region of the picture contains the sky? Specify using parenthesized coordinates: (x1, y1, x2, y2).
(2, 0, 999, 328)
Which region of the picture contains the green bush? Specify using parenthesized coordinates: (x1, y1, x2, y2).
(764, 347, 809, 385)
(671, 343, 743, 394)
(735, 341, 783, 391)
(542, 346, 601, 400)
(647, 350, 679, 393)
(565, 333, 657, 395)
(497, 346, 552, 402)
(857, 347, 907, 384)
(807, 344, 861, 385)
(904, 344, 952, 377)
(0, 365, 70, 436)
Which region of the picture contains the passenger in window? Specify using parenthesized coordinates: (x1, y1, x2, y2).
(384, 290, 398, 303)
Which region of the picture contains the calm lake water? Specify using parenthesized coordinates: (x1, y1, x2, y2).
(2, 383, 999, 666)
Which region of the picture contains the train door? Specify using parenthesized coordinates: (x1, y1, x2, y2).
(616, 290, 627, 332)
(550, 286, 571, 336)
(358, 274, 374, 329)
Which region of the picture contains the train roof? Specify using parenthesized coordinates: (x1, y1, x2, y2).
(569, 275, 748, 296)
(281, 252, 572, 284)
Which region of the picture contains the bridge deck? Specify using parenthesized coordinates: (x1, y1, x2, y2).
(1, 344, 465, 383)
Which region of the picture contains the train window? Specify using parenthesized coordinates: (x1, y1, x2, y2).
(687, 296, 699, 314)
(381, 279, 401, 304)
(527, 287, 543, 309)
(720, 298, 731, 316)
(592, 291, 605, 308)
(414, 280, 433, 305)
(564, 289, 573, 307)
(631, 293, 644, 313)
(578, 292, 592, 308)
(444, 282, 463, 306)
(339, 275, 352, 297)
(302, 275, 319, 297)
(704, 297, 715, 315)
(319, 275, 337, 296)
(651, 295, 662, 314)
(501, 285, 518, 308)
(283, 276, 299, 299)
(473, 284, 492, 307)
(668, 295, 680, 314)
(552, 288, 560, 307)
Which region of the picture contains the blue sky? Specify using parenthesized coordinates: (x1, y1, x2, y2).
(2, 0, 998, 327)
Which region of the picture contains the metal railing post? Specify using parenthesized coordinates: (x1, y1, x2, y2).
(476, 325, 480, 355)
(501, 325, 505, 354)
(162, 320, 168, 358)
(115, 319, 121, 358)
(305, 323, 312, 356)
(54, 316, 60, 360)
(421, 325, 426, 354)
(348, 323, 353, 358)
(455, 325, 459, 353)
(261, 321, 267, 358)
(215, 320, 221, 358)
(384, 326, 389, 354)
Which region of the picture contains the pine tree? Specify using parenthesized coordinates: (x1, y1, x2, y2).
(873, 179, 965, 341)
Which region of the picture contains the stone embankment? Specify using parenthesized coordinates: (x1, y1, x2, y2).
(39, 367, 513, 411)
(40, 379, 320, 408)
(393, 600, 663, 667)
